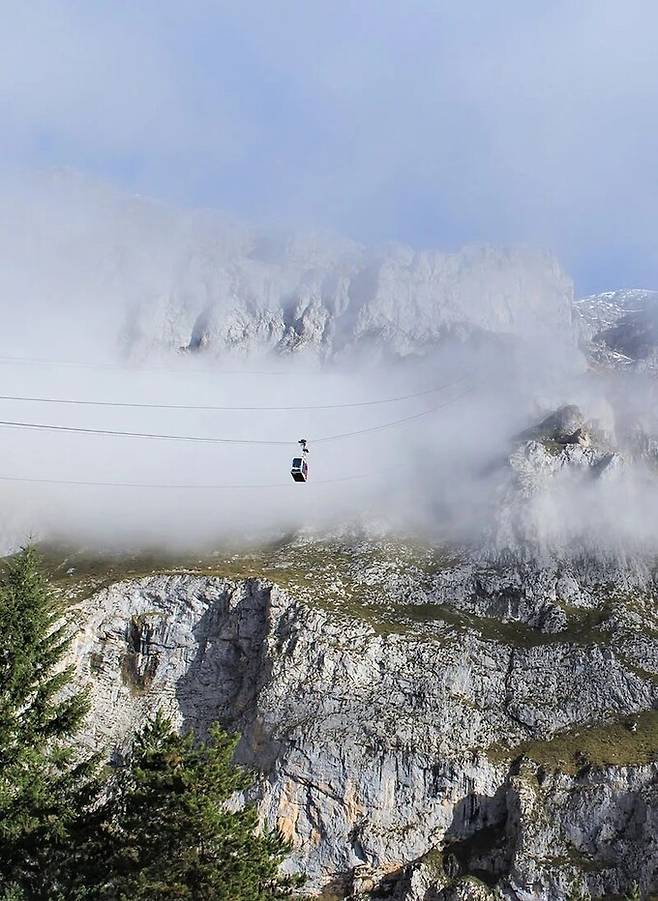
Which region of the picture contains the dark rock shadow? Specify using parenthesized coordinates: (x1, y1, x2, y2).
(369, 785, 512, 900)
(441, 784, 512, 887)
(174, 578, 280, 768)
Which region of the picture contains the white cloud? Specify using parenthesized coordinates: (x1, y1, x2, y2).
(2, 1, 658, 285)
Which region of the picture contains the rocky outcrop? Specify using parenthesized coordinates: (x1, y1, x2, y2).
(393, 758, 658, 900)
(574, 289, 658, 372)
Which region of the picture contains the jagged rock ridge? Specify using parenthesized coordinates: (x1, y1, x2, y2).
(3, 175, 574, 362)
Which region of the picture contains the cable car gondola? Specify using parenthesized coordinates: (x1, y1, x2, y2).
(291, 439, 309, 482)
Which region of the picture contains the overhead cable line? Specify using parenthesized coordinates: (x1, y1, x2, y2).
(0, 354, 286, 376)
(0, 472, 370, 490)
(0, 389, 471, 446)
(0, 379, 462, 413)
(312, 390, 471, 443)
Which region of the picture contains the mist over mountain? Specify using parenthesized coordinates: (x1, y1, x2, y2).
(0, 175, 657, 566)
(2, 172, 573, 364)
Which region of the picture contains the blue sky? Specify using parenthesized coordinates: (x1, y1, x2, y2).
(3, 1, 658, 294)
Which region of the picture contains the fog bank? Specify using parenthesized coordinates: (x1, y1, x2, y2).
(0, 178, 656, 558)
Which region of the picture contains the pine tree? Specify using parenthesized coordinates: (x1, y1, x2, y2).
(0, 550, 299, 899)
(96, 711, 300, 900)
(0, 546, 99, 899)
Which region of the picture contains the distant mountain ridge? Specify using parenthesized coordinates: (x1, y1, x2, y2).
(3, 175, 574, 363)
(129, 242, 574, 362)
(574, 289, 658, 371)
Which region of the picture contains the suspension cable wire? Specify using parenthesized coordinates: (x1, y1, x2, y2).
(0, 354, 287, 376)
(0, 471, 372, 490)
(0, 418, 288, 445)
(0, 387, 471, 447)
(0, 378, 463, 413)
(312, 389, 471, 443)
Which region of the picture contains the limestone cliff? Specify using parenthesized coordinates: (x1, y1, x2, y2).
(63, 562, 658, 900)
(59, 523, 657, 899)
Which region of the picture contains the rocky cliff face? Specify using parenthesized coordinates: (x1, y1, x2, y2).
(57, 390, 658, 899)
(127, 242, 573, 362)
(65, 539, 658, 900)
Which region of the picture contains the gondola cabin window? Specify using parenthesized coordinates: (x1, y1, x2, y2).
(291, 456, 309, 482)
